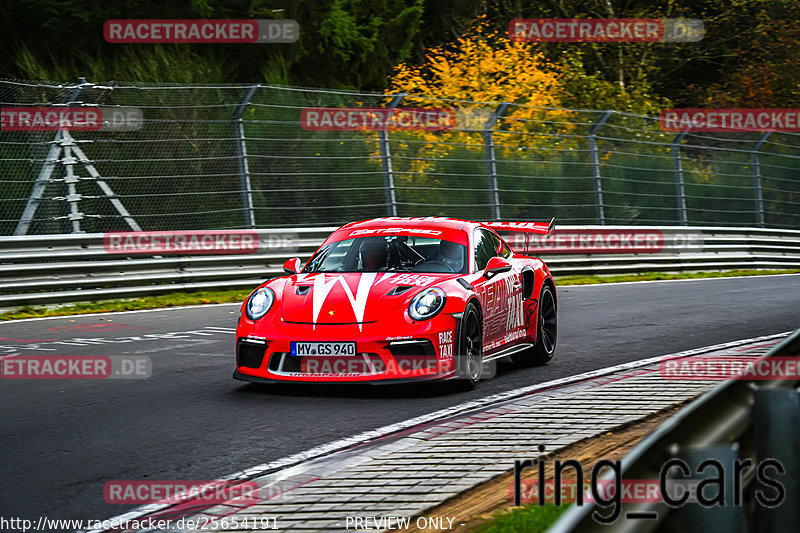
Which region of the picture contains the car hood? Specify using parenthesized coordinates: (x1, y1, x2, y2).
(279, 272, 458, 324)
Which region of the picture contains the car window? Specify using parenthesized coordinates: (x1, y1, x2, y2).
(474, 229, 512, 270)
(302, 239, 356, 272)
(473, 229, 499, 271)
(302, 235, 468, 274)
(497, 235, 512, 258)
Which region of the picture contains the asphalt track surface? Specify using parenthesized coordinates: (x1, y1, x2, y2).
(1, 274, 798, 528)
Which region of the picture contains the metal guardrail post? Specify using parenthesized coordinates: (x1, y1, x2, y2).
(671, 132, 689, 226)
(379, 94, 405, 217)
(588, 111, 614, 225)
(750, 133, 771, 228)
(754, 387, 800, 533)
(233, 85, 260, 229)
(678, 445, 746, 533)
(483, 102, 511, 221)
(14, 78, 89, 235)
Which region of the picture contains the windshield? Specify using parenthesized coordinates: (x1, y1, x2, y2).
(303, 235, 468, 274)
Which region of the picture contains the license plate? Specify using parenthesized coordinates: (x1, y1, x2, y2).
(290, 341, 356, 356)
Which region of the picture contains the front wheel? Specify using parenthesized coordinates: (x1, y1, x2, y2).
(455, 302, 483, 389)
(511, 284, 557, 367)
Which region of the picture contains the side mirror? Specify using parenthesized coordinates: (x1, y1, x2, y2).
(483, 256, 512, 279)
(283, 257, 302, 274)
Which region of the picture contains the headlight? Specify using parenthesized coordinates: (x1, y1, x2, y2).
(246, 287, 275, 321)
(408, 288, 446, 321)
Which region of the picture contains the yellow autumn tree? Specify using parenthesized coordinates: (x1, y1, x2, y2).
(378, 19, 577, 218)
(388, 18, 575, 148)
(390, 21, 565, 109)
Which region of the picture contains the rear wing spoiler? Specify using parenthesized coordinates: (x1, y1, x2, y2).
(481, 217, 555, 238)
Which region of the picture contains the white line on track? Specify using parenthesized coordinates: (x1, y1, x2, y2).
(81, 330, 792, 532)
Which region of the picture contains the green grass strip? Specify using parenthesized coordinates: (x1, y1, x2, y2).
(472, 502, 571, 532)
(1, 269, 798, 321)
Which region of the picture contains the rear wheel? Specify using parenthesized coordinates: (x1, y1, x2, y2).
(510, 284, 557, 367)
(455, 302, 483, 389)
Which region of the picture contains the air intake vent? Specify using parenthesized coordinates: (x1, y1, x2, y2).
(237, 338, 267, 369)
(295, 285, 311, 295)
(387, 285, 413, 296)
(387, 339, 436, 357)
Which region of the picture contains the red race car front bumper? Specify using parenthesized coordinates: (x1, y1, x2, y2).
(233, 313, 461, 384)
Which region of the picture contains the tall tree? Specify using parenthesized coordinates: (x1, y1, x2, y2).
(0, 0, 425, 89)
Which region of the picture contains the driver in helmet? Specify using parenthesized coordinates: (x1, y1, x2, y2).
(359, 239, 389, 271)
(435, 240, 464, 272)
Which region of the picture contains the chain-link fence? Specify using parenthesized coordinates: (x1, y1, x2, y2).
(1, 78, 799, 235)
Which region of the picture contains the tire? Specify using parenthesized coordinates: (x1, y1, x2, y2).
(455, 302, 483, 389)
(510, 283, 557, 367)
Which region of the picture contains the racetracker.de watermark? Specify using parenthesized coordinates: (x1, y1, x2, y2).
(301, 107, 455, 131)
(509, 18, 704, 42)
(103, 230, 283, 255)
(502, 229, 704, 254)
(511, 478, 664, 504)
(660, 356, 800, 380)
(300, 356, 455, 376)
(104, 480, 261, 504)
(0, 107, 143, 132)
(104, 19, 298, 43)
(0, 356, 151, 379)
(660, 108, 800, 132)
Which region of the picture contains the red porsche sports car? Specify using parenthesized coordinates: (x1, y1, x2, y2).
(233, 217, 557, 388)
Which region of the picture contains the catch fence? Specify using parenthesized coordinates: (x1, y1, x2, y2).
(1, 78, 799, 235)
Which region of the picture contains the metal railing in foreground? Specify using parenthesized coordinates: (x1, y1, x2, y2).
(547, 329, 800, 533)
(0, 225, 799, 307)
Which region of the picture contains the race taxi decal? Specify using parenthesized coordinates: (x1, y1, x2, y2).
(481, 273, 526, 350)
(438, 330, 454, 364)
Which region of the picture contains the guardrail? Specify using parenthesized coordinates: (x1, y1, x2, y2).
(1, 225, 799, 307)
(548, 328, 800, 533)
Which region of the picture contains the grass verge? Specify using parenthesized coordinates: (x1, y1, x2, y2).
(470, 504, 570, 533)
(1, 269, 798, 321)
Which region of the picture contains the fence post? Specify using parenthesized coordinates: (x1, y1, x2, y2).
(14, 77, 88, 236)
(233, 84, 259, 229)
(588, 111, 614, 225)
(379, 94, 405, 217)
(483, 102, 511, 221)
(672, 132, 689, 226)
(750, 132, 771, 228)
